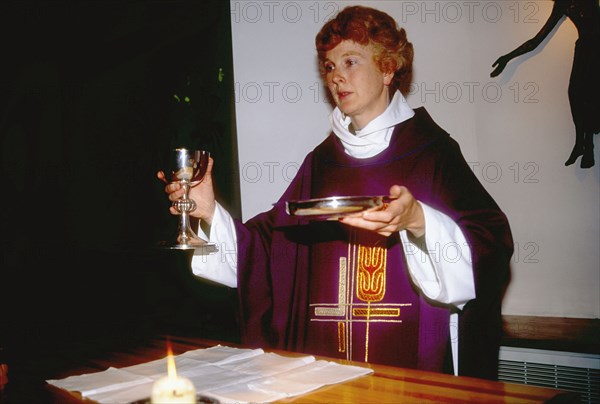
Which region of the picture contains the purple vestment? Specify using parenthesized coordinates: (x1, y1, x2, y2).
(234, 108, 513, 380)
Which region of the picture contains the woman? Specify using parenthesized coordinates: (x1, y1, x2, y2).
(159, 6, 513, 380)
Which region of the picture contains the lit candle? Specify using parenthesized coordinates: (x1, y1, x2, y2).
(151, 348, 196, 404)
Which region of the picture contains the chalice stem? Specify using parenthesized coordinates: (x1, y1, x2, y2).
(178, 211, 194, 244)
(174, 181, 199, 245)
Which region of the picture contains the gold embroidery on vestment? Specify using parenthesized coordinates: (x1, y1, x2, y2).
(314, 257, 347, 317)
(356, 245, 386, 302)
(356, 245, 387, 362)
(338, 322, 346, 353)
(352, 308, 400, 317)
(310, 238, 408, 362)
(348, 241, 356, 361)
(365, 301, 371, 361)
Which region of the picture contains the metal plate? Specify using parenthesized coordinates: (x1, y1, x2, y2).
(286, 195, 390, 220)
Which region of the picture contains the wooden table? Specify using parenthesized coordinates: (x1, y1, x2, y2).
(45, 335, 577, 403)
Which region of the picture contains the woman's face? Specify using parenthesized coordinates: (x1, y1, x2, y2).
(323, 40, 393, 130)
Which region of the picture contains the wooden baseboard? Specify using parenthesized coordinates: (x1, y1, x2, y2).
(502, 315, 600, 354)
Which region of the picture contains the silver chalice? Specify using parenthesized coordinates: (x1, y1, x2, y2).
(159, 148, 218, 254)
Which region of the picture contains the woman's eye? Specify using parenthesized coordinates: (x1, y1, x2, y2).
(324, 64, 335, 72)
(346, 58, 357, 66)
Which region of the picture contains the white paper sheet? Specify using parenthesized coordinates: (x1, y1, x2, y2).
(46, 345, 373, 403)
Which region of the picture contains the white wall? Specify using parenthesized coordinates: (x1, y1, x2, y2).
(229, 0, 599, 319)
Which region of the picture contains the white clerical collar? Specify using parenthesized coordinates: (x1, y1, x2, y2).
(329, 91, 415, 159)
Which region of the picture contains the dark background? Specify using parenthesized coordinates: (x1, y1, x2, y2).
(0, 1, 241, 400)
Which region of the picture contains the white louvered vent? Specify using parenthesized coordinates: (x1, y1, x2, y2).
(499, 347, 600, 403)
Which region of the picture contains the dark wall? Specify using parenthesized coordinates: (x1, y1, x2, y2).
(0, 0, 241, 392)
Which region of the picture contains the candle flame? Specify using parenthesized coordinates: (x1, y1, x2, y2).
(166, 342, 177, 379)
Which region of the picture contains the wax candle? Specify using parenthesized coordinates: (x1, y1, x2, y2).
(151, 351, 196, 404)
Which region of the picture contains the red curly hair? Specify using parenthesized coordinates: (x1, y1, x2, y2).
(315, 6, 413, 95)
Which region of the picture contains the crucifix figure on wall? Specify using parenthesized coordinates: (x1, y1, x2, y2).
(491, 0, 599, 169)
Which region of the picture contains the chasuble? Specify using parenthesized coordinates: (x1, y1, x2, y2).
(233, 107, 513, 379)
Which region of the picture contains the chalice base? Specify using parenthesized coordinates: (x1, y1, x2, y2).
(159, 238, 218, 254)
(158, 227, 218, 254)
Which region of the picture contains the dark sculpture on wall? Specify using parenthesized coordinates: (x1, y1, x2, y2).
(491, 0, 599, 169)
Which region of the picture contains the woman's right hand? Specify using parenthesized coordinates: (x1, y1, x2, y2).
(156, 156, 217, 225)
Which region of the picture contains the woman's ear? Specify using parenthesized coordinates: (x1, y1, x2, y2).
(383, 71, 394, 86)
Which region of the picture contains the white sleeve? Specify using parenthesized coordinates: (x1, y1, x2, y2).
(399, 202, 475, 310)
(190, 202, 238, 288)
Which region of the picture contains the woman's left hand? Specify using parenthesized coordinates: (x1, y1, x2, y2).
(339, 185, 425, 238)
